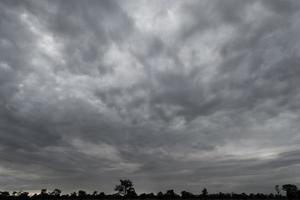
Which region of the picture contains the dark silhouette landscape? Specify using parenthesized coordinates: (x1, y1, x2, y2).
(0, 180, 299, 200)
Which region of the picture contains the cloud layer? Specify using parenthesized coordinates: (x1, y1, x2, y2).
(1, 0, 300, 194)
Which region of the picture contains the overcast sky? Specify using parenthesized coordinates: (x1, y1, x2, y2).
(1, 0, 300, 194)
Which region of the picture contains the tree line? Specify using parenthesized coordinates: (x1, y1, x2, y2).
(0, 180, 299, 200)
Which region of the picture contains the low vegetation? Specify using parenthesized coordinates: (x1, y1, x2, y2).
(0, 180, 299, 200)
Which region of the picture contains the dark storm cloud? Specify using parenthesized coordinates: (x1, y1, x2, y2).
(0, 0, 300, 194)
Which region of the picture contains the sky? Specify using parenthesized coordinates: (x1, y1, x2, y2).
(1, 0, 300, 195)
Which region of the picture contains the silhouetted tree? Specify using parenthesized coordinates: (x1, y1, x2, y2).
(115, 179, 136, 196)
(78, 190, 87, 198)
(157, 191, 164, 198)
(202, 188, 208, 197)
(282, 184, 298, 200)
(165, 189, 179, 199)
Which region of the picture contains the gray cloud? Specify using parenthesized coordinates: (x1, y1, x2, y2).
(0, 0, 300, 194)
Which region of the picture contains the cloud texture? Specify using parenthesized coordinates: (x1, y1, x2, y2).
(1, 0, 300, 194)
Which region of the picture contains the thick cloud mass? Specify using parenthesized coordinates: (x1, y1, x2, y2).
(1, 0, 300, 194)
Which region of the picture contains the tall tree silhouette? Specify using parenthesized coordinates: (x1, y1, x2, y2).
(115, 179, 136, 196)
(202, 188, 208, 197)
